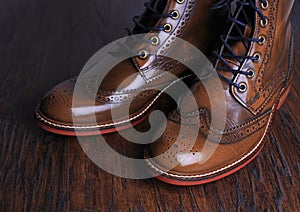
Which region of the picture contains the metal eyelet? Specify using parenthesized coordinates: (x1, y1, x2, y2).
(150, 36, 160, 46)
(176, 0, 185, 4)
(170, 10, 180, 20)
(138, 50, 148, 59)
(260, 18, 268, 27)
(247, 68, 255, 78)
(238, 82, 247, 92)
(261, 0, 269, 10)
(163, 23, 173, 33)
(253, 52, 262, 63)
(258, 35, 266, 45)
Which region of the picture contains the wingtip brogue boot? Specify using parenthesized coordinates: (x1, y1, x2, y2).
(145, 0, 295, 186)
(35, 0, 229, 136)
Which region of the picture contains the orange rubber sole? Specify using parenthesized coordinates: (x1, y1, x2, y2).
(146, 142, 264, 186)
(36, 109, 151, 136)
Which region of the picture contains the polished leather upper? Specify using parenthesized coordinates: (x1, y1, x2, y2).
(37, 0, 227, 129)
(147, 0, 295, 177)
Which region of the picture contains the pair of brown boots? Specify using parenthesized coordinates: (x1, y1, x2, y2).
(35, 0, 295, 185)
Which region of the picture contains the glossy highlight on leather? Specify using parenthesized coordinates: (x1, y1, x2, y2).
(145, 0, 295, 186)
(35, 0, 228, 136)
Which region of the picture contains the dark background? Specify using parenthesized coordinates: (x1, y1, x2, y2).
(0, 0, 299, 211)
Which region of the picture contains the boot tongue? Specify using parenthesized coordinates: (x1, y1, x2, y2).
(228, 23, 252, 65)
(217, 23, 253, 81)
(152, 0, 168, 13)
(132, 0, 168, 34)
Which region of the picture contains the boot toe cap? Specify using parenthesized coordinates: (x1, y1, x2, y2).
(37, 79, 75, 125)
(146, 119, 267, 181)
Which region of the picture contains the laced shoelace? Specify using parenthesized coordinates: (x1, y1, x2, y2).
(211, 0, 232, 10)
(126, 1, 174, 35)
(115, 0, 174, 58)
(125, 0, 233, 58)
(213, 0, 268, 89)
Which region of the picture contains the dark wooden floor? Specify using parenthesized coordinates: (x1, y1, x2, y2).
(0, 0, 299, 211)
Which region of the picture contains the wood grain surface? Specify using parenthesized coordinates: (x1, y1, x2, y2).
(0, 0, 299, 211)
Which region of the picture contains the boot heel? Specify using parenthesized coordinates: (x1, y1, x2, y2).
(276, 83, 292, 110)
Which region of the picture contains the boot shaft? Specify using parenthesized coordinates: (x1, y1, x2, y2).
(230, 0, 295, 114)
(132, 0, 230, 73)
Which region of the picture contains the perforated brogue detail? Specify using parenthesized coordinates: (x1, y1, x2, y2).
(168, 108, 272, 144)
(95, 89, 159, 104)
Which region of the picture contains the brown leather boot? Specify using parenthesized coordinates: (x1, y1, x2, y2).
(35, 0, 228, 136)
(145, 0, 295, 185)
